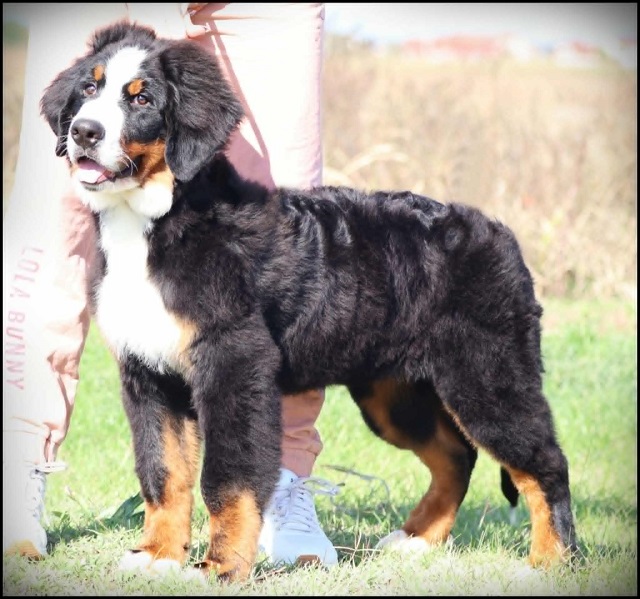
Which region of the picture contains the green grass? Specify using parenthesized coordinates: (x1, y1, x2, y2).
(3, 299, 637, 595)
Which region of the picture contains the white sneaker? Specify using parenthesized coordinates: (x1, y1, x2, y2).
(2, 461, 66, 559)
(258, 467, 339, 567)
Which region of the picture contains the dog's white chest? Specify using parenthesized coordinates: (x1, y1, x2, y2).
(95, 206, 182, 371)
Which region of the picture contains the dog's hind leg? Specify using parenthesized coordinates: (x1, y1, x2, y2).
(349, 378, 477, 552)
(118, 356, 200, 574)
(431, 328, 577, 567)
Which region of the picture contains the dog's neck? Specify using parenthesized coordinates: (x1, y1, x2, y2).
(172, 151, 270, 213)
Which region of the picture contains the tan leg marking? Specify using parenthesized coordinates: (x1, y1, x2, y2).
(360, 379, 468, 546)
(439, 404, 569, 566)
(199, 490, 261, 581)
(138, 418, 200, 563)
(506, 467, 565, 567)
(403, 414, 470, 544)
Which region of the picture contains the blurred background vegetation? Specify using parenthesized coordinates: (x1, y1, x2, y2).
(3, 21, 637, 300)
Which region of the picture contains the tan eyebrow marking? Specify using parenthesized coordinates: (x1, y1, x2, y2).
(92, 65, 105, 81)
(127, 79, 145, 96)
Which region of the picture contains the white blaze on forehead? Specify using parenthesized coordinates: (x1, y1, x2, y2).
(70, 46, 149, 170)
(105, 46, 149, 89)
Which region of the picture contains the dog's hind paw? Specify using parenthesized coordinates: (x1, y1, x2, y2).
(375, 530, 451, 553)
(117, 550, 181, 576)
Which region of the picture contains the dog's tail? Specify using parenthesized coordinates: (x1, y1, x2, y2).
(500, 467, 520, 525)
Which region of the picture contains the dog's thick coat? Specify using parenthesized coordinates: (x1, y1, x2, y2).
(41, 22, 576, 580)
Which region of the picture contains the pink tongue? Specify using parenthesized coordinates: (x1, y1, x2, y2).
(76, 159, 114, 184)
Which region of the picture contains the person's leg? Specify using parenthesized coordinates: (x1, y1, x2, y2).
(191, 3, 325, 190)
(2, 3, 127, 558)
(186, 2, 336, 565)
(262, 391, 339, 566)
(279, 391, 324, 477)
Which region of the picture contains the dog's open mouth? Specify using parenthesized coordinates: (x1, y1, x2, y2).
(75, 157, 140, 187)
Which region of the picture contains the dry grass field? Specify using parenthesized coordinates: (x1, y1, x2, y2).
(3, 26, 637, 300)
(322, 37, 637, 300)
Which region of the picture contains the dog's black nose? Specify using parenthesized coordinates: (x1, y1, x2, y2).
(71, 119, 105, 149)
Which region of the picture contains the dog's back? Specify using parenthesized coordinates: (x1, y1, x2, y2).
(260, 185, 539, 393)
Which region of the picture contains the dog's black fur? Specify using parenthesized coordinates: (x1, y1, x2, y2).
(41, 22, 576, 580)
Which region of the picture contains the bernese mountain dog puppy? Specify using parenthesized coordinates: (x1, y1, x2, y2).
(40, 21, 576, 581)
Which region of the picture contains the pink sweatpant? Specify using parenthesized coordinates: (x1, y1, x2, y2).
(3, 3, 326, 477)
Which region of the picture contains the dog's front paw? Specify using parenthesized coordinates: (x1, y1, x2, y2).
(118, 549, 182, 577)
(375, 530, 451, 554)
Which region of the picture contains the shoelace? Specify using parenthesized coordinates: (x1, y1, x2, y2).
(271, 476, 340, 533)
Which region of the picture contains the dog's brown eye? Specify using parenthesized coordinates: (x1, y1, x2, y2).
(84, 83, 97, 96)
(132, 94, 149, 106)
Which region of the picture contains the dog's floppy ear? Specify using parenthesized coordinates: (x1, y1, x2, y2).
(161, 40, 244, 182)
(40, 57, 86, 157)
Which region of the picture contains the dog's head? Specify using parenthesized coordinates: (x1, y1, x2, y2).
(41, 21, 244, 206)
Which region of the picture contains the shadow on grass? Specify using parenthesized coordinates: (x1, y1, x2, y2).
(47, 492, 144, 552)
(319, 492, 637, 568)
(47, 487, 635, 572)
(567, 495, 637, 563)
(320, 498, 531, 566)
